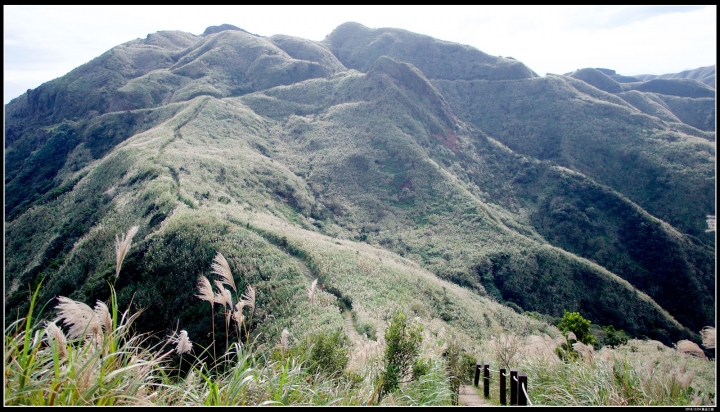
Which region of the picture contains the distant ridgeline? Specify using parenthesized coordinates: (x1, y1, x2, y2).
(4, 22, 715, 350)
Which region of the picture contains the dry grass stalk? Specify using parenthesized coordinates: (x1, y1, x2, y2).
(115, 226, 139, 280)
(211, 252, 236, 293)
(54, 296, 102, 340)
(280, 328, 290, 357)
(308, 279, 318, 306)
(195, 275, 217, 360)
(45, 320, 68, 358)
(676, 340, 707, 360)
(700, 326, 715, 349)
(211, 280, 233, 352)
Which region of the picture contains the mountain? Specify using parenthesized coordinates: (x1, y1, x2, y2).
(4, 23, 715, 352)
(635, 65, 716, 89)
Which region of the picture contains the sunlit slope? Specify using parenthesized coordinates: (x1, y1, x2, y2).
(5, 82, 696, 349)
(4, 23, 714, 350)
(4, 95, 557, 353)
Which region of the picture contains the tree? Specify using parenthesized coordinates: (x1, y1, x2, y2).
(557, 311, 595, 346)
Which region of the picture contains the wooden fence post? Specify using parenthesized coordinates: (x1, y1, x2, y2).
(474, 363, 481, 387)
(510, 368, 518, 406)
(500, 367, 507, 405)
(483, 363, 490, 398)
(518, 373, 528, 405)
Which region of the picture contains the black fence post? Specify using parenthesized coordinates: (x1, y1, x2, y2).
(510, 368, 518, 406)
(483, 363, 490, 399)
(518, 373, 528, 405)
(500, 367, 507, 405)
(474, 363, 481, 387)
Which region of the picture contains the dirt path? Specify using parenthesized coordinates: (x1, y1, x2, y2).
(459, 384, 492, 406)
(343, 311, 362, 345)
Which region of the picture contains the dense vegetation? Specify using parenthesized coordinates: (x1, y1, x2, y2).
(4, 22, 715, 405)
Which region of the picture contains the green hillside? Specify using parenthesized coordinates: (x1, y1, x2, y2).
(4, 21, 715, 374)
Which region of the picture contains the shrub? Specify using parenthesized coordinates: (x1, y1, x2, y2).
(601, 325, 629, 349)
(557, 311, 595, 346)
(307, 329, 350, 378)
(381, 311, 423, 398)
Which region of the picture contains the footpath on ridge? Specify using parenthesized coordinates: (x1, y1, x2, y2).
(459, 384, 492, 406)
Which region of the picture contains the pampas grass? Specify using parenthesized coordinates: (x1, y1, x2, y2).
(170, 330, 193, 355)
(115, 226, 139, 281)
(54, 296, 102, 341)
(699, 326, 714, 350)
(308, 279, 318, 306)
(214, 281, 234, 352)
(5, 286, 171, 405)
(196, 275, 217, 361)
(241, 285, 255, 310)
(675, 340, 707, 360)
(240, 285, 256, 342)
(211, 252, 236, 293)
(280, 329, 290, 358)
(45, 320, 69, 358)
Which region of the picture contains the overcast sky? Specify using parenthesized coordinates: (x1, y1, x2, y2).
(4, 5, 716, 104)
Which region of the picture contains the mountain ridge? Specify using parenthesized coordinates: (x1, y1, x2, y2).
(4, 23, 715, 352)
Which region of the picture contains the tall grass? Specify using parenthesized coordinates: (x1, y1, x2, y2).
(5, 226, 714, 406)
(4, 226, 452, 406)
(4, 285, 171, 405)
(519, 345, 707, 406)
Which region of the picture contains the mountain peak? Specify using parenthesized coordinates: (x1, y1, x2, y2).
(202, 23, 252, 36)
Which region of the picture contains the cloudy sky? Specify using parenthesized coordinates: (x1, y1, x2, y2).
(3, 5, 716, 104)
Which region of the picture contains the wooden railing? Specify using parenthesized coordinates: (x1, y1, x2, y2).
(473, 363, 532, 405)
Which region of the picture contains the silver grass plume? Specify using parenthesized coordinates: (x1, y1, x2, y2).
(171, 330, 193, 355)
(55, 296, 101, 340)
(45, 320, 68, 357)
(115, 226, 139, 280)
(232, 308, 245, 329)
(241, 285, 255, 309)
(676, 340, 707, 359)
(700, 326, 715, 349)
(233, 300, 246, 327)
(211, 252, 236, 293)
(572, 341, 594, 361)
(308, 278, 318, 306)
(280, 328, 290, 357)
(94, 300, 112, 334)
(214, 280, 233, 308)
(215, 281, 233, 331)
(195, 275, 215, 304)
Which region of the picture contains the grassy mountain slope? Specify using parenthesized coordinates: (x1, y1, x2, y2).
(4, 24, 714, 353)
(635, 65, 716, 89)
(433, 76, 715, 241)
